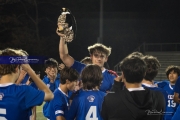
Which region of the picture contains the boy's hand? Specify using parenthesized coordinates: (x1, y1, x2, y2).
(58, 63, 65, 70)
(114, 75, 123, 82)
(45, 67, 57, 82)
(21, 64, 32, 72)
(56, 28, 65, 37)
(16, 69, 27, 84)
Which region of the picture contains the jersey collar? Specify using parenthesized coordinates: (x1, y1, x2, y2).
(58, 87, 69, 97)
(142, 83, 157, 88)
(169, 84, 173, 90)
(127, 87, 145, 91)
(0, 83, 14, 87)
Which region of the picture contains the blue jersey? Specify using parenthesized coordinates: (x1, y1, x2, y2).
(20, 74, 30, 84)
(171, 105, 180, 120)
(174, 76, 180, 94)
(72, 61, 116, 92)
(142, 83, 168, 104)
(67, 90, 106, 120)
(49, 88, 69, 120)
(29, 82, 38, 89)
(43, 73, 60, 92)
(0, 83, 44, 120)
(171, 76, 180, 120)
(157, 82, 178, 120)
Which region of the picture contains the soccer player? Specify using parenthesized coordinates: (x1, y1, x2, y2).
(80, 56, 92, 65)
(67, 64, 106, 120)
(101, 55, 166, 120)
(141, 55, 168, 102)
(157, 65, 180, 120)
(57, 31, 116, 93)
(43, 58, 65, 118)
(43, 58, 60, 92)
(0, 48, 53, 120)
(49, 67, 79, 120)
(170, 68, 180, 120)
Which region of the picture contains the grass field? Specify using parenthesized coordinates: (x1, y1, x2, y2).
(36, 102, 46, 120)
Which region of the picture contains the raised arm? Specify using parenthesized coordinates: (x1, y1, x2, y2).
(21, 64, 54, 101)
(57, 30, 75, 68)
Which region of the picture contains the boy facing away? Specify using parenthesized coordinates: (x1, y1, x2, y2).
(101, 55, 166, 120)
(0, 48, 53, 120)
(67, 64, 106, 120)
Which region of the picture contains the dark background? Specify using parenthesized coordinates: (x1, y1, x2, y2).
(0, 0, 180, 72)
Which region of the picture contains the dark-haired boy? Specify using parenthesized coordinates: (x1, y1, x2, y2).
(43, 58, 60, 92)
(67, 64, 105, 120)
(49, 67, 79, 120)
(157, 65, 180, 120)
(101, 55, 165, 120)
(141, 55, 168, 104)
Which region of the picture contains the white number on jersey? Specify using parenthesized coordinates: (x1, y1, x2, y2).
(0, 108, 7, 120)
(86, 106, 98, 120)
(168, 100, 176, 107)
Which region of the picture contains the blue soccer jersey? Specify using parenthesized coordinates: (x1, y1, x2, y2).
(72, 61, 116, 92)
(49, 88, 69, 120)
(142, 83, 168, 103)
(174, 76, 180, 94)
(20, 74, 30, 85)
(0, 83, 44, 120)
(43, 74, 60, 92)
(67, 90, 106, 120)
(171, 76, 180, 120)
(171, 105, 180, 120)
(157, 81, 178, 120)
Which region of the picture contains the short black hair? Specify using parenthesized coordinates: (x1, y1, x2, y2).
(81, 64, 103, 90)
(165, 65, 180, 78)
(60, 67, 79, 84)
(120, 56, 146, 83)
(44, 58, 58, 69)
(127, 51, 144, 58)
(142, 55, 161, 81)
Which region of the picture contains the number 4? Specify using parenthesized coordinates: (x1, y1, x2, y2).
(86, 106, 98, 120)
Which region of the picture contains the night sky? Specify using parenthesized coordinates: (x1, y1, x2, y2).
(0, 0, 180, 70)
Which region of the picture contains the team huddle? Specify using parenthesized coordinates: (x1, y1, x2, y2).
(0, 13, 180, 120)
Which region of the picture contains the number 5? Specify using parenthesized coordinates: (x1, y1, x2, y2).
(86, 106, 98, 120)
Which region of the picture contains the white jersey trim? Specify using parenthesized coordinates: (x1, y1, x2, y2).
(128, 87, 145, 91)
(142, 83, 157, 88)
(169, 84, 173, 90)
(102, 68, 106, 73)
(0, 83, 13, 87)
(55, 110, 64, 115)
(58, 87, 68, 97)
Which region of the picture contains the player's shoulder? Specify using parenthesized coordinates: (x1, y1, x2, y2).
(53, 89, 67, 102)
(156, 80, 169, 88)
(104, 91, 116, 98)
(76, 90, 106, 100)
(7, 84, 34, 95)
(151, 89, 166, 99)
(42, 76, 50, 83)
(175, 76, 180, 84)
(104, 69, 117, 77)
